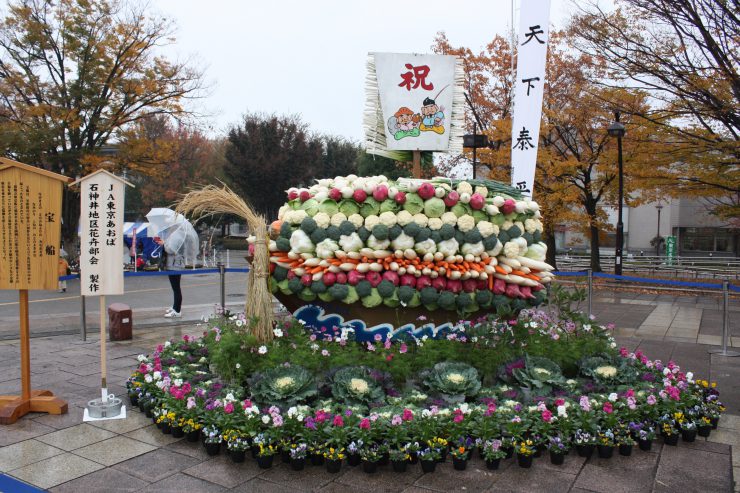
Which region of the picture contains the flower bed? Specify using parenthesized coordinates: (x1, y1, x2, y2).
(127, 308, 725, 473)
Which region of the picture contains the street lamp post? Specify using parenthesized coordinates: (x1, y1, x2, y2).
(655, 204, 663, 257)
(463, 124, 489, 181)
(607, 113, 626, 276)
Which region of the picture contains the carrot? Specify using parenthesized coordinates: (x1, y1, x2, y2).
(495, 265, 508, 275)
(308, 266, 323, 274)
(289, 261, 303, 268)
(470, 264, 484, 272)
(488, 275, 494, 290)
(524, 273, 541, 281)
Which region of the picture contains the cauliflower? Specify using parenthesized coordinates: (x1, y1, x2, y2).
(503, 240, 521, 258)
(289, 229, 314, 253)
(330, 213, 347, 227)
(477, 220, 495, 238)
(437, 238, 460, 257)
(461, 241, 485, 256)
(414, 238, 437, 255)
(348, 213, 364, 228)
(491, 224, 500, 236)
(489, 239, 504, 257)
(428, 217, 443, 230)
(457, 214, 475, 232)
(391, 233, 415, 251)
(277, 204, 290, 221)
(522, 219, 536, 234)
(367, 235, 390, 250)
(502, 220, 514, 231)
(474, 186, 488, 198)
(313, 212, 331, 229)
(339, 233, 363, 253)
(364, 214, 380, 230)
(316, 238, 339, 259)
(286, 209, 308, 225)
(379, 211, 397, 228)
(441, 212, 458, 226)
(412, 213, 429, 227)
(456, 181, 473, 195)
(514, 221, 525, 233)
(396, 210, 414, 226)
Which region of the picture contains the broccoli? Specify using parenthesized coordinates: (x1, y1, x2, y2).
(492, 295, 510, 311)
(357, 227, 371, 243)
(497, 230, 510, 244)
(403, 222, 421, 238)
(439, 224, 455, 241)
(356, 280, 372, 298)
(419, 287, 439, 305)
(339, 221, 356, 236)
(310, 280, 327, 294)
(475, 290, 493, 307)
(464, 228, 483, 244)
(326, 225, 341, 241)
(482, 235, 498, 251)
(372, 224, 389, 241)
(275, 237, 291, 252)
(398, 285, 415, 303)
(437, 291, 456, 310)
(533, 230, 542, 243)
(507, 225, 522, 238)
(388, 224, 403, 241)
(415, 227, 431, 242)
(512, 299, 528, 312)
(429, 231, 442, 244)
(272, 265, 288, 281)
(329, 283, 349, 301)
(456, 292, 473, 310)
(310, 228, 328, 244)
(280, 222, 293, 239)
(300, 217, 317, 234)
(522, 232, 534, 245)
(377, 280, 396, 298)
(288, 277, 303, 294)
(454, 230, 465, 245)
(298, 287, 317, 302)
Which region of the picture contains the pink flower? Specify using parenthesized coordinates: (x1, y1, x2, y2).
(555, 398, 565, 406)
(359, 418, 370, 430)
(224, 402, 234, 414)
(315, 410, 329, 423)
(391, 415, 402, 426)
(402, 408, 413, 421)
(399, 343, 408, 354)
(367, 343, 376, 352)
(602, 402, 613, 414)
(186, 397, 196, 409)
(321, 349, 330, 357)
(374, 334, 383, 342)
(242, 399, 253, 409)
(625, 388, 634, 398)
(333, 415, 344, 427)
(272, 414, 283, 426)
(485, 403, 497, 417)
(579, 396, 591, 412)
(453, 414, 464, 423)
(541, 409, 553, 422)
(627, 397, 636, 410)
(386, 354, 394, 362)
(384, 339, 392, 350)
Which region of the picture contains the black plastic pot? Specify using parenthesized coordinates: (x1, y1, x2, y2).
(638, 438, 652, 451)
(379, 452, 390, 466)
(597, 445, 614, 459)
(504, 446, 514, 459)
(698, 425, 711, 437)
(251, 445, 259, 459)
(326, 459, 342, 474)
(452, 457, 468, 471)
(362, 460, 378, 474)
(517, 454, 533, 468)
(171, 426, 184, 438)
(681, 429, 697, 442)
(229, 449, 246, 463)
(347, 453, 361, 467)
(437, 447, 448, 463)
(257, 455, 274, 469)
(618, 444, 633, 456)
(281, 449, 291, 463)
(576, 444, 594, 458)
(485, 458, 501, 470)
(291, 458, 306, 471)
(161, 423, 172, 435)
(664, 434, 679, 446)
(550, 451, 564, 465)
(129, 393, 139, 406)
(420, 459, 436, 473)
(710, 416, 719, 429)
(186, 430, 200, 442)
(391, 460, 407, 473)
(408, 451, 418, 464)
(310, 453, 324, 466)
(204, 442, 221, 456)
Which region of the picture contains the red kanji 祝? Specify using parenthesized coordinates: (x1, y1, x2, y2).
(399, 64, 434, 91)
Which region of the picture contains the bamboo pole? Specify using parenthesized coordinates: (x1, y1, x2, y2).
(100, 296, 107, 400)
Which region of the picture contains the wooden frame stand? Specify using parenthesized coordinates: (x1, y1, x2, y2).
(0, 290, 67, 425)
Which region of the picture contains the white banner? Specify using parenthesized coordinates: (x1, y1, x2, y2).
(510, 0, 552, 197)
(374, 53, 457, 151)
(79, 172, 126, 296)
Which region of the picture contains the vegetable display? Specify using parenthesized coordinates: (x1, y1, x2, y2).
(252, 175, 555, 316)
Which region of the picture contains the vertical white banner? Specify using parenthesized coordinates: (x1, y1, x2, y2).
(510, 0, 552, 197)
(79, 172, 125, 296)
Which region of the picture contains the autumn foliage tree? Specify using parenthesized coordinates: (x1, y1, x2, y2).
(0, 0, 204, 242)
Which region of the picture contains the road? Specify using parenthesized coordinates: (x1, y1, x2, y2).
(0, 270, 250, 339)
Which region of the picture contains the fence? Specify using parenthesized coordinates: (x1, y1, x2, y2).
(556, 254, 740, 281)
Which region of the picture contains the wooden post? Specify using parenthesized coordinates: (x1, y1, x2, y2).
(412, 151, 422, 178)
(100, 295, 107, 399)
(19, 290, 31, 401)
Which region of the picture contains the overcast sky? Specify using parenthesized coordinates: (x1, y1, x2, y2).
(156, 0, 579, 142)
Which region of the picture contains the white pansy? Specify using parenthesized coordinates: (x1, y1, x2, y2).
(144, 374, 153, 383)
(258, 346, 268, 355)
(608, 393, 618, 402)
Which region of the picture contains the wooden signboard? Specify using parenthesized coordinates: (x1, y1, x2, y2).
(0, 158, 70, 424)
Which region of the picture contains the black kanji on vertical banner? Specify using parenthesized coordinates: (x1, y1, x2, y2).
(522, 25, 545, 45)
(513, 127, 535, 151)
(522, 77, 540, 96)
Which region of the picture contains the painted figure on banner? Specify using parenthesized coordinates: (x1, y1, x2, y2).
(390, 107, 420, 140)
(419, 97, 445, 134)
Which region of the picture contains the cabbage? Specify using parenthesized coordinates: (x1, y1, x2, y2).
(300, 199, 319, 216)
(298, 287, 317, 302)
(402, 193, 425, 215)
(318, 200, 339, 216)
(472, 210, 488, 223)
(343, 285, 359, 304)
(361, 288, 383, 308)
(423, 197, 446, 218)
(379, 199, 399, 214)
(451, 203, 472, 218)
(278, 279, 292, 295)
(339, 200, 360, 217)
(360, 197, 380, 217)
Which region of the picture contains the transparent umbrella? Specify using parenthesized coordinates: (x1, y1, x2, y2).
(146, 208, 199, 264)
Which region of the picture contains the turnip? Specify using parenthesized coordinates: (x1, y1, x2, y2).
(417, 182, 436, 200)
(299, 190, 311, 202)
(372, 185, 389, 202)
(365, 271, 382, 287)
(431, 277, 447, 291)
(399, 274, 417, 288)
(347, 270, 364, 286)
(462, 279, 478, 293)
(382, 271, 400, 286)
(301, 274, 312, 286)
(336, 272, 348, 284)
(501, 198, 517, 215)
(323, 272, 337, 286)
(470, 193, 485, 210)
(416, 275, 432, 290)
(328, 188, 342, 201)
(493, 278, 506, 294)
(394, 191, 406, 205)
(447, 279, 463, 294)
(443, 191, 459, 207)
(353, 189, 367, 203)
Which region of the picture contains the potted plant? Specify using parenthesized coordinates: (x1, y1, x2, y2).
(676, 413, 698, 442)
(389, 447, 410, 473)
(427, 437, 448, 463)
(405, 441, 421, 464)
(323, 446, 345, 473)
(662, 422, 679, 446)
(697, 416, 712, 437)
(225, 432, 249, 463)
(418, 446, 441, 473)
(256, 442, 278, 469)
(308, 441, 325, 466)
(346, 440, 363, 467)
(547, 436, 568, 465)
(515, 439, 536, 468)
(637, 425, 656, 451)
(597, 429, 615, 458)
(289, 443, 308, 471)
(480, 439, 507, 470)
(202, 425, 222, 456)
(360, 444, 382, 474)
(450, 444, 471, 471)
(182, 418, 202, 442)
(574, 429, 596, 458)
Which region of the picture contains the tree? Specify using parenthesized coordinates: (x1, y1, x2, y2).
(0, 0, 204, 242)
(571, 0, 739, 220)
(223, 114, 360, 220)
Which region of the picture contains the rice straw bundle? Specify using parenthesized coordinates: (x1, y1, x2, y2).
(177, 184, 274, 342)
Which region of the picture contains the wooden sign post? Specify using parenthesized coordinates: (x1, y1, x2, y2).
(0, 158, 70, 425)
(71, 170, 132, 408)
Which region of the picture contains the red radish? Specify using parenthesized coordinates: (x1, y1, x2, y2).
(447, 279, 463, 294)
(476, 279, 488, 290)
(248, 243, 255, 256)
(382, 271, 399, 286)
(323, 272, 337, 287)
(431, 277, 447, 291)
(301, 274, 312, 286)
(502, 198, 516, 215)
(372, 185, 389, 202)
(288, 190, 299, 200)
(493, 278, 506, 294)
(505, 283, 523, 298)
(365, 271, 382, 287)
(399, 274, 417, 288)
(394, 191, 406, 205)
(287, 270, 296, 280)
(328, 188, 342, 201)
(347, 270, 365, 286)
(519, 286, 535, 299)
(336, 272, 348, 284)
(417, 183, 435, 200)
(470, 193, 485, 210)
(462, 279, 478, 293)
(416, 275, 432, 290)
(352, 189, 367, 203)
(443, 191, 459, 207)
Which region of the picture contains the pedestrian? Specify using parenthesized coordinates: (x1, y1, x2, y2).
(154, 236, 185, 318)
(57, 256, 69, 293)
